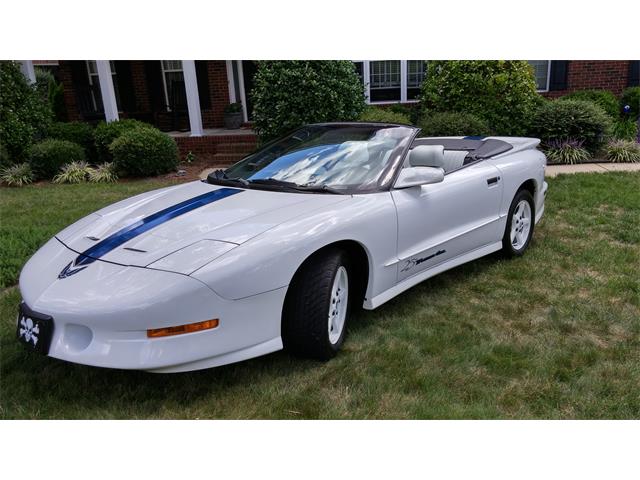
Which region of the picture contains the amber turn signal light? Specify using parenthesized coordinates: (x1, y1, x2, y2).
(147, 319, 219, 338)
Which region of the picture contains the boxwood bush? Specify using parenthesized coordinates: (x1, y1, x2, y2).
(28, 139, 85, 179)
(94, 119, 154, 161)
(359, 107, 411, 125)
(0, 61, 52, 162)
(420, 60, 540, 136)
(47, 121, 95, 160)
(252, 61, 366, 141)
(621, 86, 640, 119)
(109, 128, 178, 177)
(529, 100, 613, 153)
(418, 111, 491, 137)
(559, 90, 620, 119)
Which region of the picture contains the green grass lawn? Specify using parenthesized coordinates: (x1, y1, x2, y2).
(1, 172, 639, 419)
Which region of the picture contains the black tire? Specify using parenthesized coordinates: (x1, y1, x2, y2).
(502, 189, 535, 257)
(282, 249, 351, 360)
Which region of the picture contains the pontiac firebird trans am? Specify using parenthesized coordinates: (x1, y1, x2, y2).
(17, 123, 548, 372)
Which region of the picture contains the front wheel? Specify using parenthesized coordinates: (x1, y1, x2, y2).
(282, 249, 351, 360)
(502, 189, 535, 257)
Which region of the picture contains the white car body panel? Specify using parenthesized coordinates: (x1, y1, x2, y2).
(18, 132, 547, 372)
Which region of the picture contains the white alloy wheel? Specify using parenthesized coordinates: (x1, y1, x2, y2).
(328, 266, 349, 345)
(510, 199, 532, 251)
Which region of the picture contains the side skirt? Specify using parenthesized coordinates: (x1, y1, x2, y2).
(363, 241, 503, 310)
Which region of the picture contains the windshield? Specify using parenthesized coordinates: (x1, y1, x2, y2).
(212, 124, 415, 193)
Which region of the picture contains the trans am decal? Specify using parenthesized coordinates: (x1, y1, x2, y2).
(400, 249, 446, 273)
(58, 187, 242, 279)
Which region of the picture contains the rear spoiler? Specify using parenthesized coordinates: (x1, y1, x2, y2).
(488, 137, 541, 157)
(413, 136, 541, 160)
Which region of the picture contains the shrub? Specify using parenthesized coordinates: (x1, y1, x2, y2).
(110, 128, 178, 177)
(605, 140, 640, 163)
(560, 90, 620, 119)
(53, 161, 93, 184)
(529, 100, 613, 153)
(0, 162, 34, 187)
(35, 67, 66, 121)
(0, 61, 52, 161)
(28, 139, 85, 179)
(359, 107, 411, 125)
(252, 61, 365, 141)
(612, 119, 639, 141)
(418, 111, 491, 137)
(47, 122, 96, 160)
(621, 86, 640, 119)
(89, 162, 118, 183)
(94, 119, 154, 161)
(420, 60, 540, 135)
(543, 138, 591, 165)
(224, 102, 243, 114)
(0, 142, 9, 169)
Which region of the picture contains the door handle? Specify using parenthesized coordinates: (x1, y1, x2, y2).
(487, 176, 500, 186)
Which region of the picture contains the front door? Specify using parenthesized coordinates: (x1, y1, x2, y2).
(391, 161, 503, 282)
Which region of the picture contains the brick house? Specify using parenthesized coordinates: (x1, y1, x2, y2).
(22, 60, 640, 159)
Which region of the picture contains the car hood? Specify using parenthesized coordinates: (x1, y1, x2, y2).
(56, 181, 348, 269)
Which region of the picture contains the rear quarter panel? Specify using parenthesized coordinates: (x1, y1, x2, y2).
(488, 148, 546, 220)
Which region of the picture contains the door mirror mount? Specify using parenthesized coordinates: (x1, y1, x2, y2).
(394, 166, 445, 189)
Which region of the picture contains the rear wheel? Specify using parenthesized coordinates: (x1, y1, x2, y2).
(502, 189, 535, 257)
(282, 249, 351, 360)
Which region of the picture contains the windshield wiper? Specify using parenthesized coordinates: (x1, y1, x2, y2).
(251, 178, 344, 194)
(247, 178, 298, 188)
(293, 184, 344, 194)
(207, 170, 250, 186)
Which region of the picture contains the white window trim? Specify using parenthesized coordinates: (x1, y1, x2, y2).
(86, 60, 119, 112)
(161, 60, 184, 112)
(529, 60, 551, 93)
(225, 61, 249, 122)
(540, 60, 552, 93)
(356, 60, 425, 105)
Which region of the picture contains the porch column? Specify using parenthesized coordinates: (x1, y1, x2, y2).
(182, 60, 204, 137)
(96, 60, 119, 122)
(19, 60, 36, 84)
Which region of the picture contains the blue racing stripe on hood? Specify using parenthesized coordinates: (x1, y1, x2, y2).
(73, 187, 242, 267)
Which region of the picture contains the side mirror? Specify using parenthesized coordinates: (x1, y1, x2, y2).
(394, 166, 444, 189)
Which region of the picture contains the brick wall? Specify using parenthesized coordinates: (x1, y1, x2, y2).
(58, 61, 80, 121)
(57, 60, 231, 128)
(130, 61, 150, 112)
(201, 60, 231, 128)
(544, 61, 631, 98)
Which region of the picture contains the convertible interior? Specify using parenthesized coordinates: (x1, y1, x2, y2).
(406, 138, 513, 174)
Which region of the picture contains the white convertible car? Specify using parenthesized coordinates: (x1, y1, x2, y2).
(18, 123, 547, 372)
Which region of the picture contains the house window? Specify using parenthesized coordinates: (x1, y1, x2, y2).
(407, 60, 427, 100)
(354, 60, 427, 104)
(369, 61, 401, 102)
(161, 60, 187, 112)
(528, 60, 551, 92)
(86, 60, 120, 112)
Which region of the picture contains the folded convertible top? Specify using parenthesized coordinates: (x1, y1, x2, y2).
(412, 137, 513, 159)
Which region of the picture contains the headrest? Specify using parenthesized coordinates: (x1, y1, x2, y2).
(408, 145, 445, 168)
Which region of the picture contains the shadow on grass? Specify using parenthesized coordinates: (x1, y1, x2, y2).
(2, 252, 502, 418)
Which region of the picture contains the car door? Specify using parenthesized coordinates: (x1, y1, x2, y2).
(391, 160, 503, 282)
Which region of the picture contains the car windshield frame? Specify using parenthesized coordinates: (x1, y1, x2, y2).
(207, 123, 419, 194)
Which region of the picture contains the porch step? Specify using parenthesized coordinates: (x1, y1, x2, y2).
(216, 142, 257, 154)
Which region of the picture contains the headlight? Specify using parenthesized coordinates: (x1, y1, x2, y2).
(148, 240, 237, 275)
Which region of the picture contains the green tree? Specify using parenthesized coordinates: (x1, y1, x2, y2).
(420, 60, 541, 136)
(0, 61, 52, 162)
(251, 61, 366, 141)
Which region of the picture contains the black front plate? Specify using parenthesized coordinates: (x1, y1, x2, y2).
(16, 303, 54, 355)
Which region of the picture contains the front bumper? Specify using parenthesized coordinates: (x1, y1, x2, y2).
(19, 238, 285, 372)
